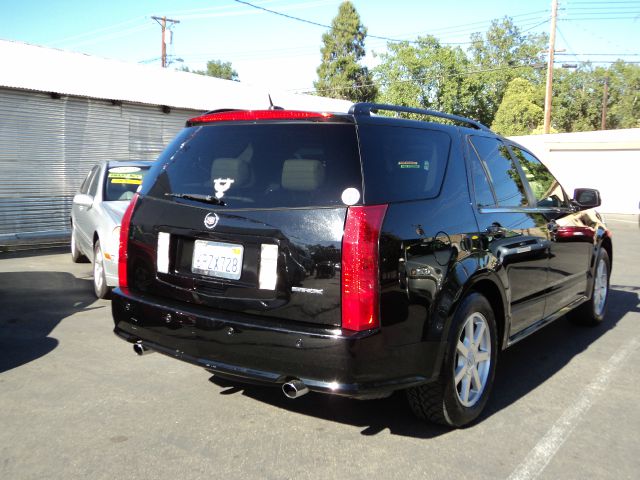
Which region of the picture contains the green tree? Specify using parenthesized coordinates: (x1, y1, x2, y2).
(178, 60, 239, 81)
(607, 60, 640, 129)
(314, 1, 376, 101)
(550, 61, 640, 132)
(469, 17, 547, 126)
(374, 36, 480, 117)
(551, 66, 603, 132)
(491, 78, 544, 135)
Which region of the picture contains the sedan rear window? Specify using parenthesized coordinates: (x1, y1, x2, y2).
(148, 123, 362, 209)
(104, 166, 150, 202)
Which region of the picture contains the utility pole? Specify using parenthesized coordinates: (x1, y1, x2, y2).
(543, 0, 559, 134)
(151, 16, 180, 68)
(601, 76, 609, 130)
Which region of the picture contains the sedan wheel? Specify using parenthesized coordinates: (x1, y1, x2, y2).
(93, 240, 111, 299)
(70, 225, 87, 263)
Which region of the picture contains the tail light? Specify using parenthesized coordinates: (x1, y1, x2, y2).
(187, 110, 333, 125)
(118, 193, 140, 290)
(341, 204, 388, 332)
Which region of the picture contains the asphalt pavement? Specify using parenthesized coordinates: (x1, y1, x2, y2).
(1, 214, 638, 480)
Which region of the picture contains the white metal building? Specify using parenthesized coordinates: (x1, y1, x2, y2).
(511, 129, 640, 215)
(0, 40, 351, 248)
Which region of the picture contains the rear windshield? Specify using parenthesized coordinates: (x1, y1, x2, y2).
(148, 123, 362, 209)
(104, 165, 150, 202)
(358, 125, 451, 203)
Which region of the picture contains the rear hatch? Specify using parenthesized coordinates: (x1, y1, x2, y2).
(127, 114, 362, 327)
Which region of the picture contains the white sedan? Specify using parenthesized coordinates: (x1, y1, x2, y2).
(70, 161, 152, 298)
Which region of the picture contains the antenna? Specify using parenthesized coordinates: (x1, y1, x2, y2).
(268, 94, 284, 110)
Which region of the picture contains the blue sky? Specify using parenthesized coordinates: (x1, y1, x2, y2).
(2, 0, 639, 91)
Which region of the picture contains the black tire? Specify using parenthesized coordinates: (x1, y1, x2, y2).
(70, 224, 88, 263)
(407, 292, 498, 427)
(93, 240, 111, 299)
(569, 248, 610, 326)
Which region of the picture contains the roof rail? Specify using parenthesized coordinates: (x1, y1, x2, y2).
(349, 103, 491, 132)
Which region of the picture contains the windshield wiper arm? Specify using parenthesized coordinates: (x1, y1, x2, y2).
(165, 192, 225, 206)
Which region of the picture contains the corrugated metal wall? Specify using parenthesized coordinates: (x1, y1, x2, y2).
(0, 88, 200, 247)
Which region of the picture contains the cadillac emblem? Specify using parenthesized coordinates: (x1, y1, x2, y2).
(204, 212, 219, 230)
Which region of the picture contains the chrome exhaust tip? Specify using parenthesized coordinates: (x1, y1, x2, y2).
(282, 379, 309, 399)
(133, 342, 153, 356)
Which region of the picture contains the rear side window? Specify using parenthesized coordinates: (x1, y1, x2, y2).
(468, 136, 528, 207)
(80, 166, 99, 195)
(148, 123, 362, 209)
(87, 166, 102, 197)
(358, 125, 451, 203)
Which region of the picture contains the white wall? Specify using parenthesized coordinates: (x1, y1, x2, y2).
(510, 129, 640, 214)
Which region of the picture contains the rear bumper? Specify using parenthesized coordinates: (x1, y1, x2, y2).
(111, 288, 442, 398)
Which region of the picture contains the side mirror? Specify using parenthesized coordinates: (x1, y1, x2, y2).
(73, 193, 94, 208)
(572, 188, 601, 209)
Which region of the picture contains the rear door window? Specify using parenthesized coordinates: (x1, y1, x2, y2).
(148, 123, 362, 209)
(357, 125, 451, 203)
(468, 136, 528, 207)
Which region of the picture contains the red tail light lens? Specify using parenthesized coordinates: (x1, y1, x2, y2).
(118, 193, 139, 290)
(341, 204, 388, 332)
(188, 110, 333, 125)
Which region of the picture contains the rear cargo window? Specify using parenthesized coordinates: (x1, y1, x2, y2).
(148, 124, 362, 209)
(357, 125, 451, 203)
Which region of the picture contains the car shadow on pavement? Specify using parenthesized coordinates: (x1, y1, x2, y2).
(485, 286, 638, 418)
(207, 286, 637, 439)
(0, 271, 99, 373)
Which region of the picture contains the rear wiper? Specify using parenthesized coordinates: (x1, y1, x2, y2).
(164, 192, 225, 206)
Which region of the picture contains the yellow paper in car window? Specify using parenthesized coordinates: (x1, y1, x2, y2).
(398, 161, 419, 169)
(108, 173, 143, 185)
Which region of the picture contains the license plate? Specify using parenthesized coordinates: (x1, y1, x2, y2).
(192, 240, 244, 280)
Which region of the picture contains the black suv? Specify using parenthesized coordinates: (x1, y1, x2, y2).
(112, 103, 612, 427)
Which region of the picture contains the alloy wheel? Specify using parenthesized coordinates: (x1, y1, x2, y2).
(593, 257, 608, 316)
(454, 312, 492, 407)
(94, 245, 104, 292)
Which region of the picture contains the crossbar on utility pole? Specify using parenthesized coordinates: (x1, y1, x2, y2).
(151, 16, 180, 68)
(543, 0, 558, 134)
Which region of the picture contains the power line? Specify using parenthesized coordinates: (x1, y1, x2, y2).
(57, 23, 154, 50)
(48, 16, 147, 46)
(560, 15, 640, 20)
(556, 52, 640, 55)
(166, 0, 338, 18)
(231, 0, 547, 46)
(568, 1, 640, 4)
(563, 60, 640, 63)
(232, 0, 421, 44)
(395, 11, 550, 38)
(297, 62, 546, 96)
